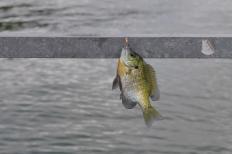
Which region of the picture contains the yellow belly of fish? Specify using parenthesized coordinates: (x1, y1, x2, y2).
(117, 59, 128, 77)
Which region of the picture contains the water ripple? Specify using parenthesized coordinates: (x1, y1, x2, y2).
(0, 59, 232, 154)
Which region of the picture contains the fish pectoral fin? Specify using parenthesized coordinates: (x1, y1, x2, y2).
(112, 59, 121, 90)
(112, 76, 119, 90)
(112, 75, 123, 91)
(121, 94, 137, 109)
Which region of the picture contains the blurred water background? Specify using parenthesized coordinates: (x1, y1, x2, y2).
(0, 0, 232, 36)
(0, 59, 232, 154)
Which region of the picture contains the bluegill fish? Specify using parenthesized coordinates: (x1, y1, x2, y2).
(112, 38, 161, 127)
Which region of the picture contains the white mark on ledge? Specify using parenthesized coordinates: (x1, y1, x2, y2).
(201, 39, 215, 56)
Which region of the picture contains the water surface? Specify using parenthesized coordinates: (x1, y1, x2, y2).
(0, 59, 232, 154)
(0, 0, 232, 35)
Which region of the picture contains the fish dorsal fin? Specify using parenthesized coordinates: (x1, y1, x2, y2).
(144, 64, 160, 101)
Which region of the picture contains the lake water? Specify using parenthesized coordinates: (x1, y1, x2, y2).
(0, 0, 232, 36)
(0, 59, 232, 154)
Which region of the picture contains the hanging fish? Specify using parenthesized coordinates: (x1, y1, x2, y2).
(112, 38, 161, 127)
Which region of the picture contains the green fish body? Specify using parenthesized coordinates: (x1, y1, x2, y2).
(112, 42, 161, 127)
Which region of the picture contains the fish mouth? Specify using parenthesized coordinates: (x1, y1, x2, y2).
(120, 47, 137, 68)
(120, 47, 128, 59)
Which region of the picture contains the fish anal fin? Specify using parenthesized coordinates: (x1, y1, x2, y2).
(121, 94, 137, 109)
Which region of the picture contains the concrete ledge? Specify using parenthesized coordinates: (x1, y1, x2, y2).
(0, 37, 231, 58)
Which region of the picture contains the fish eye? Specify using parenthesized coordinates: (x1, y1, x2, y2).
(130, 53, 135, 57)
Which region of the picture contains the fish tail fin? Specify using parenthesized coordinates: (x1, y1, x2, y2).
(143, 104, 161, 127)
